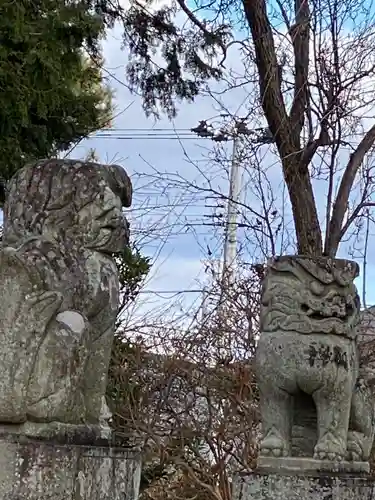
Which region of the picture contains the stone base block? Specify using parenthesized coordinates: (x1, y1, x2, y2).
(0, 425, 141, 500)
(233, 465, 375, 500)
(257, 456, 370, 475)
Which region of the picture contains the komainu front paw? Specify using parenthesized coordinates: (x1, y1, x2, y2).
(260, 435, 290, 458)
(346, 431, 365, 461)
(314, 432, 345, 461)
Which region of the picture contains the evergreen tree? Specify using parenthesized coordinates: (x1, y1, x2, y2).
(0, 0, 113, 179)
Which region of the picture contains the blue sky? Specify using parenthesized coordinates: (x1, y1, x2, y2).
(69, 21, 375, 318)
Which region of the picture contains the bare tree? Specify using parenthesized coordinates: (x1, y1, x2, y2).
(241, 0, 375, 255)
(108, 256, 262, 500)
(106, 0, 375, 258)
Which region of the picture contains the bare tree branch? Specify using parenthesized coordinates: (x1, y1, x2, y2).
(242, 0, 289, 146)
(242, 0, 323, 255)
(289, 0, 311, 139)
(326, 124, 375, 256)
(175, 0, 227, 62)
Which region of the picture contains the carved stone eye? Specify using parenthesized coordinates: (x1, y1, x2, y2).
(310, 280, 324, 295)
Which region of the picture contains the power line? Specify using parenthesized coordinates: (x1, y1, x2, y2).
(91, 136, 200, 140)
(88, 131, 370, 149)
(104, 128, 192, 132)
(102, 129, 375, 137)
(138, 289, 204, 294)
(94, 133, 195, 137)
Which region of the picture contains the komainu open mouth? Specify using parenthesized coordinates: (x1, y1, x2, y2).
(300, 302, 355, 322)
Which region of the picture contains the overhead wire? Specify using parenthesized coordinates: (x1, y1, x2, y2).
(89, 129, 369, 149)
(103, 128, 193, 131)
(88, 129, 374, 295)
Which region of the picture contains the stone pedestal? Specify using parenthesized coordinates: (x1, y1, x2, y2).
(0, 423, 141, 500)
(233, 458, 375, 500)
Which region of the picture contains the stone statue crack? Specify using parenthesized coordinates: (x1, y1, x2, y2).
(257, 255, 375, 465)
(0, 159, 132, 427)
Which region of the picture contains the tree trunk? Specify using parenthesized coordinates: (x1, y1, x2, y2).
(242, 0, 323, 255)
(282, 154, 323, 256)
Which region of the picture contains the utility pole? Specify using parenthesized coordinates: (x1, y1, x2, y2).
(222, 133, 240, 287)
(191, 118, 274, 318)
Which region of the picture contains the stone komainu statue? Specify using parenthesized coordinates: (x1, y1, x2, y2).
(256, 256, 375, 463)
(0, 159, 131, 425)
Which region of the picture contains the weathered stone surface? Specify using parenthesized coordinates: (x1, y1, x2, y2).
(0, 159, 132, 425)
(291, 362, 375, 462)
(260, 256, 360, 337)
(256, 255, 375, 463)
(232, 472, 375, 500)
(0, 432, 141, 500)
(257, 456, 369, 475)
(0, 421, 119, 445)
